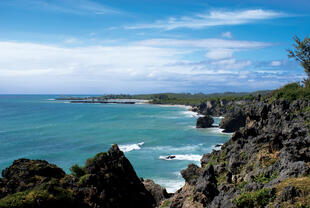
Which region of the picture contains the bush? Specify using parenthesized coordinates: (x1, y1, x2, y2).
(70, 164, 85, 178)
(233, 188, 275, 208)
(272, 82, 310, 101)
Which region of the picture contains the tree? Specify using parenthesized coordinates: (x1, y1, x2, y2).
(287, 35, 310, 79)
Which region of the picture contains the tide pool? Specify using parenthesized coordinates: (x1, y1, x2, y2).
(0, 95, 231, 192)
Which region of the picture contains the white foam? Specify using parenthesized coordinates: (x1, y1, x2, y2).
(119, 142, 144, 152)
(159, 154, 201, 161)
(147, 145, 202, 152)
(46, 98, 55, 101)
(182, 111, 199, 118)
(211, 143, 223, 151)
(153, 178, 185, 193)
(209, 127, 233, 135)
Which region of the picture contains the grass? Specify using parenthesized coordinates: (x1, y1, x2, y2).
(0, 183, 74, 208)
(272, 82, 310, 102)
(233, 188, 275, 208)
(275, 177, 310, 208)
(160, 200, 171, 208)
(254, 171, 278, 184)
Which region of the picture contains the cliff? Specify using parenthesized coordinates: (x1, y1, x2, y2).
(1, 96, 310, 208)
(162, 98, 310, 208)
(0, 144, 168, 208)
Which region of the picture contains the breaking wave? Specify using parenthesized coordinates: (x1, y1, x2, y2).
(119, 142, 144, 152)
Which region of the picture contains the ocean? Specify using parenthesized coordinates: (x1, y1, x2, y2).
(0, 95, 231, 192)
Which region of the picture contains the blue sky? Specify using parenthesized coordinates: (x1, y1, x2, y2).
(0, 0, 309, 94)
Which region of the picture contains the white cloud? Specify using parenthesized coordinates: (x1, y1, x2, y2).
(0, 40, 301, 94)
(125, 9, 285, 30)
(4, 0, 122, 15)
(222, 31, 233, 39)
(64, 38, 81, 44)
(205, 48, 234, 60)
(135, 38, 271, 49)
(270, 60, 282, 66)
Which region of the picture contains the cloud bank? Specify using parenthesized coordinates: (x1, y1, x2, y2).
(0, 39, 302, 94)
(125, 9, 286, 30)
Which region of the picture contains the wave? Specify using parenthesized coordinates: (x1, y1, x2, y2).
(181, 111, 201, 118)
(159, 154, 201, 161)
(209, 127, 233, 135)
(211, 143, 223, 151)
(119, 142, 144, 152)
(153, 178, 184, 193)
(147, 144, 204, 152)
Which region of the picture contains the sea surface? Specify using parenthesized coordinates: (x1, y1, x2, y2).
(0, 95, 231, 192)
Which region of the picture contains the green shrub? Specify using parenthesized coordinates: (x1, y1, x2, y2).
(233, 188, 275, 208)
(70, 164, 85, 178)
(160, 200, 171, 208)
(272, 82, 310, 101)
(254, 171, 278, 184)
(0, 183, 73, 208)
(78, 174, 91, 186)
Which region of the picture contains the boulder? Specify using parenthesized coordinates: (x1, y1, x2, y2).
(143, 179, 170, 206)
(181, 164, 201, 185)
(196, 115, 214, 128)
(219, 111, 246, 133)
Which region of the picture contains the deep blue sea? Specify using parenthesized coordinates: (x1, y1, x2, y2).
(0, 95, 231, 192)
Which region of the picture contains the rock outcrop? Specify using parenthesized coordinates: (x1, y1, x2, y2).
(219, 110, 246, 133)
(196, 115, 214, 128)
(165, 98, 310, 208)
(142, 179, 171, 206)
(0, 144, 158, 208)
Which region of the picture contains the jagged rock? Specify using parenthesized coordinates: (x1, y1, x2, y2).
(143, 179, 170, 206)
(219, 111, 246, 133)
(277, 186, 300, 203)
(1, 159, 66, 197)
(181, 164, 201, 185)
(194, 165, 219, 204)
(172, 98, 310, 207)
(196, 115, 214, 128)
(0, 145, 156, 208)
(76, 144, 156, 208)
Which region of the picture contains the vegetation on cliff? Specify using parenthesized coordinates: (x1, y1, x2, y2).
(0, 145, 159, 208)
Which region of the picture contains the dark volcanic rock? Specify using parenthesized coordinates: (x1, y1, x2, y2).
(181, 164, 201, 186)
(194, 165, 219, 204)
(76, 144, 156, 208)
(143, 179, 170, 206)
(219, 111, 246, 133)
(196, 115, 214, 128)
(0, 145, 157, 208)
(1, 159, 66, 197)
(167, 98, 310, 208)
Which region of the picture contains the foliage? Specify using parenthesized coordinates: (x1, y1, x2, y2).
(254, 171, 278, 184)
(288, 35, 310, 78)
(233, 188, 275, 208)
(275, 176, 310, 208)
(69, 164, 85, 178)
(78, 174, 91, 186)
(0, 183, 73, 208)
(272, 82, 310, 101)
(160, 200, 171, 208)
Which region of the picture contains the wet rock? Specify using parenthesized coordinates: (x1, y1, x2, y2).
(219, 111, 246, 133)
(181, 164, 201, 186)
(196, 115, 214, 128)
(143, 179, 170, 206)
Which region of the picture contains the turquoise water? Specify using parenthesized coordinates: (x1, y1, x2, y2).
(0, 95, 231, 192)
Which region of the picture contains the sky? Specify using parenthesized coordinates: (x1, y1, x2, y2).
(0, 0, 309, 94)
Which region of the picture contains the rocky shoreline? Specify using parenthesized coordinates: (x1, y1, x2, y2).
(1, 96, 310, 207)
